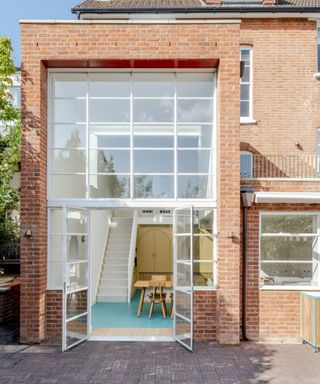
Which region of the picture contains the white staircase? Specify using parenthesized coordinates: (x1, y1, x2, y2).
(97, 215, 133, 302)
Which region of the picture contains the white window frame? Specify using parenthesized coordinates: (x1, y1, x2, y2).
(240, 150, 253, 178)
(260, 211, 320, 291)
(240, 46, 253, 123)
(317, 21, 320, 73)
(47, 69, 217, 209)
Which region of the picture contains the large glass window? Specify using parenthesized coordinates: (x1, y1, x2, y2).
(260, 213, 320, 287)
(49, 72, 215, 200)
(240, 46, 253, 121)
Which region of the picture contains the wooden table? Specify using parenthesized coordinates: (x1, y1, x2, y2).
(134, 280, 173, 318)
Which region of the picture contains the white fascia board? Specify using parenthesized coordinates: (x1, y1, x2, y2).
(255, 191, 320, 204)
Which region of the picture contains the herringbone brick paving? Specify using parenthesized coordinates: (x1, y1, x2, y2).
(0, 341, 320, 384)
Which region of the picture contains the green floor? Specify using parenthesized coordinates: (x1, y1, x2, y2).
(92, 291, 172, 329)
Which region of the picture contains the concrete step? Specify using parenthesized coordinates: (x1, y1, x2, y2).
(104, 257, 128, 265)
(101, 270, 128, 279)
(97, 294, 127, 303)
(99, 286, 127, 295)
(102, 264, 127, 272)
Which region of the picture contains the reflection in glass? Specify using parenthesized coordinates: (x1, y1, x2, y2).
(178, 176, 212, 199)
(177, 262, 192, 287)
(134, 150, 174, 173)
(66, 314, 88, 348)
(175, 290, 191, 319)
(66, 290, 88, 320)
(50, 235, 63, 261)
(175, 316, 192, 349)
(54, 74, 87, 98)
(90, 100, 130, 123)
(54, 99, 86, 124)
(176, 209, 191, 234)
(178, 150, 212, 173)
(66, 209, 88, 234)
(261, 215, 316, 234)
(66, 263, 88, 292)
(260, 262, 314, 286)
(134, 99, 174, 123)
(134, 135, 174, 148)
(67, 235, 88, 262)
(134, 176, 173, 199)
(178, 100, 213, 123)
(89, 73, 130, 97)
(193, 210, 213, 234)
(49, 261, 63, 287)
(193, 262, 214, 286)
(177, 73, 213, 98)
(52, 125, 86, 148)
(52, 149, 86, 173)
(193, 236, 213, 261)
(89, 175, 130, 198)
(133, 73, 175, 97)
(90, 150, 130, 173)
(176, 236, 191, 260)
(177, 124, 212, 149)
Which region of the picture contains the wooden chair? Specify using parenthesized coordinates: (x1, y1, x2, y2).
(169, 292, 174, 320)
(148, 275, 167, 319)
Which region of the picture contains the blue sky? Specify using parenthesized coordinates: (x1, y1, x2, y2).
(0, 0, 80, 66)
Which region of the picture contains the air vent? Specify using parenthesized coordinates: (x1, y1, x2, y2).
(160, 210, 171, 214)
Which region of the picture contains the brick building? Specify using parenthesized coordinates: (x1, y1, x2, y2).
(20, 0, 320, 351)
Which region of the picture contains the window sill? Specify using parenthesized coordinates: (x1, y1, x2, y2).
(193, 286, 217, 291)
(314, 73, 320, 79)
(260, 285, 320, 291)
(240, 118, 257, 125)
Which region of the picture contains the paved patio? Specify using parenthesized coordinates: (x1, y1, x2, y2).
(0, 341, 319, 384)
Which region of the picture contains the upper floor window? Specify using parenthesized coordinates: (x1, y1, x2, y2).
(240, 151, 253, 178)
(48, 72, 216, 201)
(260, 213, 320, 287)
(240, 46, 253, 121)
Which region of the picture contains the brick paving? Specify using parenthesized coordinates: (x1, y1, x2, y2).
(0, 341, 320, 384)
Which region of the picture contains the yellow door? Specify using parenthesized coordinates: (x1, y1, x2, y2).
(137, 226, 155, 273)
(154, 227, 172, 273)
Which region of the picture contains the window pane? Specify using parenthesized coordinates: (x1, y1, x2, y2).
(134, 135, 174, 148)
(177, 262, 191, 286)
(193, 262, 214, 287)
(261, 236, 316, 261)
(66, 290, 88, 320)
(242, 66, 250, 83)
(67, 235, 88, 262)
(176, 236, 191, 260)
(89, 73, 130, 97)
(52, 149, 86, 173)
(177, 100, 213, 123)
(66, 314, 88, 349)
(175, 289, 191, 319)
(51, 175, 86, 199)
(53, 74, 87, 98)
(240, 84, 250, 101)
(90, 100, 130, 123)
(49, 209, 63, 235)
(134, 99, 174, 123)
(260, 263, 314, 286)
(240, 152, 253, 178)
(90, 125, 130, 148)
(49, 235, 63, 260)
(54, 99, 86, 123)
(134, 176, 174, 198)
(49, 261, 63, 287)
(134, 150, 174, 173)
(178, 150, 212, 173)
(177, 73, 214, 98)
(240, 101, 249, 118)
(67, 262, 88, 291)
(52, 125, 86, 148)
(89, 150, 130, 173)
(89, 175, 130, 198)
(177, 125, 212, 149)
(261, 215, 317, 234)
(193, 210, 213, 234)
(241, 49, 251, 64)
(178, 175, 213, 199)
(133, 73, 175, 97)
(67, 209, 88, 234)
(193, 236, 213, 261)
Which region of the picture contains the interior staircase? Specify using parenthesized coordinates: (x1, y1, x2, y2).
(97, 214, 133, 302)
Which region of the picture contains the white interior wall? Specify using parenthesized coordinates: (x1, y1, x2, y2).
(90, 209, 111, 304)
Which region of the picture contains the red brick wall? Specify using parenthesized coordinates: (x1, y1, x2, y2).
(21, 20, 241, 344)
(46, 290, 63, 340)
(245, 204, 320, 342)
(194, 291, 217, 341)
(0, 283, 20, 327)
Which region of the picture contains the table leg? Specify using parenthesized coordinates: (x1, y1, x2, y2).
(137, 287, 146, 318)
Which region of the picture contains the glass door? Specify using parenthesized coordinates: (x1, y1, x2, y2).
(173, 206, 193, 351)
(62, 206, 90, 351)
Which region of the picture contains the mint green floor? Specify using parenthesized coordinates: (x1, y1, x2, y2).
(92, 291, 173, 329)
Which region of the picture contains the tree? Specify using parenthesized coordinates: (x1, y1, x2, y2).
(0, 36, 20, 243)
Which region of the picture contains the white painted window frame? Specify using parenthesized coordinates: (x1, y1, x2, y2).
(240, 46, 254, 123)
(47, 69, 217, 208)
(259, 211, 320, 291)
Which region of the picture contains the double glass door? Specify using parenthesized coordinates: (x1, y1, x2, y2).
(62, 206, 90, 351)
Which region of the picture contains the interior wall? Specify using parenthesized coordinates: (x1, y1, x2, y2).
(90, 209, 111, 304)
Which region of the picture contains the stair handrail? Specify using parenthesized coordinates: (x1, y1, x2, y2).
(127, 210, 138, 303)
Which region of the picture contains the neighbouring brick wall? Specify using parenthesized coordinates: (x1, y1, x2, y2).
(245, 204, 320, 342)
(241, 180, 320, 193)
(46, 290, 63, 341)
(21, 20, 241, 344)
(194, 291, 217, 341)
(240, 19, 320, 158)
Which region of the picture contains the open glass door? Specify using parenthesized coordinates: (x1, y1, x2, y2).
(62, 206, 90, 351)
(173, 206, 193, 351)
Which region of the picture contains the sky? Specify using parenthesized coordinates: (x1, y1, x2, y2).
(0, 0, 80, 66)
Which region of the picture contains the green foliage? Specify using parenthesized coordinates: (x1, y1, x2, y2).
(0, 36, 20, 240)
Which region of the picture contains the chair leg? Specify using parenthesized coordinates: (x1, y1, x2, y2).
(170, 301, 173, 320)
(148, 301, 154, 320)
(161, 301, 167, 319)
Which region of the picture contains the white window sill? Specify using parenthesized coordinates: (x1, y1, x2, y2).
(313, 73, 320, 79)
(260, 285, 320, 291)
(240, 118, 257, 125)
(193, 286, 217, 291)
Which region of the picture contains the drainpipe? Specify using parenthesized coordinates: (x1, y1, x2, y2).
(240, 188, 255, 341)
